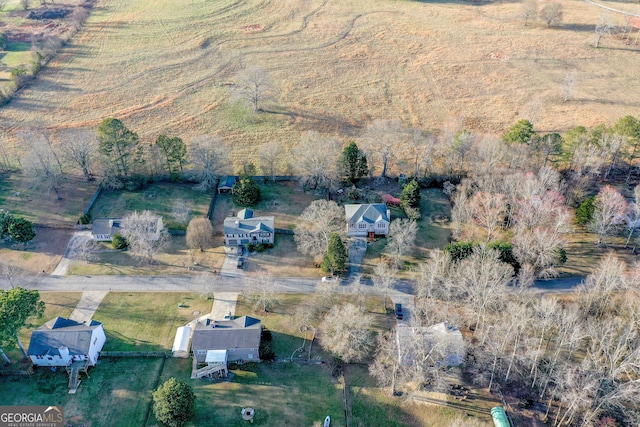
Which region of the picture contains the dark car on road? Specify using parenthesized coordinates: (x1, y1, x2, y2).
(237, 257, 245, 269)
(395, 303, 404, 320)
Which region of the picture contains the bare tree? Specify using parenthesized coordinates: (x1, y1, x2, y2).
(595, 13, 615, 48)
(57, 128, 97, 181)
(19, 129, 64, 199)
(372, 261, 397, 312)
(469, 192, 506, 242)
(257, 140, 287, 182)
(562, 69, 578, 102)
(386, 219, 417, 267)
(19, 0, 30, 11)
(235, 65, 276, 113)
(0, 262, 29, 289)
(361, 119, 406, 178)
(521, 0, 538, 26)
(294, 200, 344, 263)
(76, 239, 99, 263)
(186, 217, 214, 252)
(0, 1, 7, 11)
(320, 303, 374, 363)
(120, 211, 169, 263)
(369, 330, 401, 393)
(293, 131, 341, 196)
(625, 185, 640, 248)
(513, 226, 566, 278)
(451, 247, 513, 335)
(244, 273, 278, 313)
(539, 1, 563, 27)
(71, 6, 90, 31)
(189, 135, 231, 191)
(589, 185, 628, 246)
(171, 199, 191, 227)
(576, 252, 627, 319)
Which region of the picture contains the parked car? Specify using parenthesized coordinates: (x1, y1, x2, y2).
(395, 303, 404, 320)
(237, 246, 243, 256)
(321, 276, 338, 282)
(237, 257, 245, 269)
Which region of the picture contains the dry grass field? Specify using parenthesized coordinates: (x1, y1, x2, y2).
(1, 0, 640, 158)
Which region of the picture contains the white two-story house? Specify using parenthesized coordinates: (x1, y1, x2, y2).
(345, 203, 390, 239)
(223, 209, 274, 246)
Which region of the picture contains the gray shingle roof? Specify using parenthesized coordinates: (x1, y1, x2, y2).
(91, 218, 121, 237)
(27, 317, 103, 357)
(192, 315, 261, 351)
(223, 216, 274, 235)
(344, 204, 389, 223)
(237, 209, 253, 219)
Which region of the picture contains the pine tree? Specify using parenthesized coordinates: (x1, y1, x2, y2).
(340, 141, 368, 183)
(233, 176, 261, 206)
(401, 180, 421, 210)
(322, 233, 348, 275)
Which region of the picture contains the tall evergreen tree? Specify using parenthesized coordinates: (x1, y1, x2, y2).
(97, 118, 143, 178)
(340, 141, 368, 183)
(233, 176, 261, 206)
(401, 180, 421, 210)
(503, 119, 537, 145)
(322, 233, 348, 275)
(155, 134, 187, 174)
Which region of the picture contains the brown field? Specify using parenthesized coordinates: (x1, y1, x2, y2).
(1, 0, 639, 159)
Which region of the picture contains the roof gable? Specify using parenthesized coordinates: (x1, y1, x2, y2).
(28, 317, 104, 357)
(345, 204, 389, 223)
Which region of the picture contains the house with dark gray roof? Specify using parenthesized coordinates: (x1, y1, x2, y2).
(191, 315, 261, 364)
(223, 209, 274, 246)
(91, 216, 163, 242)
(27, 317, 106, 367)
(345, 203, 390, 238)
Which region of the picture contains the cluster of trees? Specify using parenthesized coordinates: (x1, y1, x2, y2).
(520, 0, 564, 27)
(0, 210, 36, 245)
(385, 249, 640, 426)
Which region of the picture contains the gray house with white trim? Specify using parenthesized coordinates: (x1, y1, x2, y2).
(191, 315, 261, 364)
(223, 209, 274, 246)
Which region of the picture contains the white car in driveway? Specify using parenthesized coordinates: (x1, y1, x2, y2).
(321, 276, 338, 282)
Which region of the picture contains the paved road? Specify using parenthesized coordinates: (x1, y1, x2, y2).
(4, 272, 585, 298)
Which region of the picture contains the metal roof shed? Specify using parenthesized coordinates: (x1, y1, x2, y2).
(172, 326, 192, 358)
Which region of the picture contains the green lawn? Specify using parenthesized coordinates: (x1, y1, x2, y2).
(0, 358, 164, 427)
(94, 292, 212, 351)
(90, 183, 212, 229)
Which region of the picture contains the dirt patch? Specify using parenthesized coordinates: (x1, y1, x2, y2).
(0, 227, 73, 274)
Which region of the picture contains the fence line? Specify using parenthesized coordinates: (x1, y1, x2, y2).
(100, 351, 169, 358)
